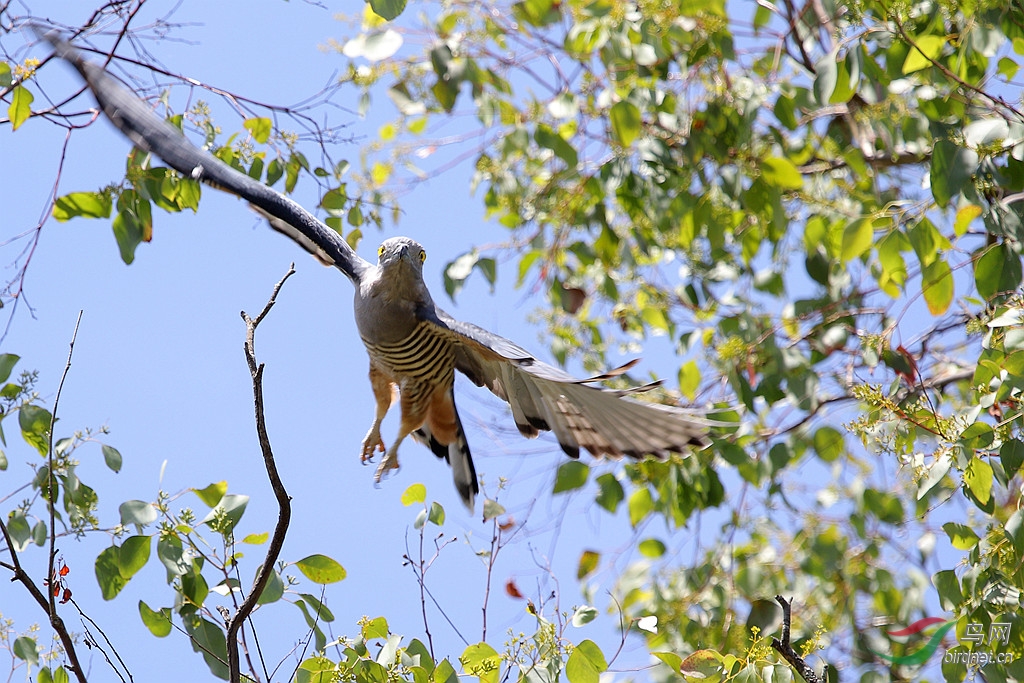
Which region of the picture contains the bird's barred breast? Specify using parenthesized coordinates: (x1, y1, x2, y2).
(362, 321, 456, 385)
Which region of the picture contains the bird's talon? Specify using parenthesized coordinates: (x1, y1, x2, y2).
(360, 429, 386, 464)
(373, 453, 400, 484)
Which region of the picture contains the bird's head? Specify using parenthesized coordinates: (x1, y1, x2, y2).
(377, 236, 426, 270)
(375, 237, 430, 298)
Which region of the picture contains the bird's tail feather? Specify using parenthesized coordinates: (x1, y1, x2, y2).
(412, 404, 478, 512)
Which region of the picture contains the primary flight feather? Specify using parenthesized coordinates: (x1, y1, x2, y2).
(40, 29, 710, 511)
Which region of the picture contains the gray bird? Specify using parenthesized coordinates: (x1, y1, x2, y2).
(41, 30, 710, 510)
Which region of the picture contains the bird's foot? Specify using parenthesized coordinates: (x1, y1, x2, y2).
(373, 449, 400, 483)
(361, 427, 385, 464)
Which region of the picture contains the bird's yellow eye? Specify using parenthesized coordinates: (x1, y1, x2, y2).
(419, 250, 426, 263)
(378, 244, 385, 258)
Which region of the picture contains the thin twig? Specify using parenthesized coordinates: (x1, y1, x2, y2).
(36, 310, 90, 683)
(481, 515, 502, 643)
(226, 265, 296, 683)
(73, 597, 131, 683)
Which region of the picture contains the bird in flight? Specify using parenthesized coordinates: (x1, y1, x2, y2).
(40, 30, 709, 511)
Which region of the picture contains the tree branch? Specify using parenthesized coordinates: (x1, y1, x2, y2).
(0, 311, 89, 683)
(771, 595, 823, 683)
(226, 264, 296, 683)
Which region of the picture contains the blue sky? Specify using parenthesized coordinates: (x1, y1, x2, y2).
(1, 2, 716, 680)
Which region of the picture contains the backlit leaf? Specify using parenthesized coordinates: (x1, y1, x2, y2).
(553, 461, 589, 493)
(9, 85, 33, 130)
(139, 600, 172, 637)
(296, 554, 347, 584)
(921, 259, 953, 315)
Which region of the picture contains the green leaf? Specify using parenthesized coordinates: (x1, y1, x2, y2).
(553, 461, 589, 493)
(139, 600, 172, 637)
(1001, 440, 1024, 479)
(813, 426, 844, 462)
(13, 636, 38, 665)
(534, 124, 578, 168)
(921, 259, 953, 315)
(296, 656, 336, 683)
(909, 218, 949, 267)
(975, 244, 1022, 300)
(243, 117, 272, 144)
(942, 522, 980, 550)
(760, 156, 803, 190)
(565, 640, 608, 683)
(194, 481, 228, 507)
(998, 56, 1019, 81)
(9, 85, 33, 131)
(813, 50, 838, 104)
(157, 533, 190, 578)
(6, 510, 30, 551)
(955, 204, 983, 236)
(964, 456, 993, 507)
(112, 189, 153, 264)
(200, 493, 249, 535)
(930, 140, 978, 207)
(841, 218, 873, 262)
(677, 360, 701, 401)
(363, 616, 389, 640)
(482, 498, 505, 521)
(256, 566, 285, 604)
(296, 554, 347, 584)
(933, 569, 963, 611)
(609, 101, 642, 146)
(31, 520, 45, 546)
(119, 500, 157, 527)
(18, 404, 52, 456)
(242, 532, 269, 545)
(299, 593, 336, 622)
(434, 658, 458, 683)
(186, 617, 228, 680)
(101, 444, 123, 473)
(1006, 510, 1024, 556)
(95, 545, 128, 600)
(628, 488, 654, 527)
(118, 535, 151, 579)
(0, 354, 18, 383)
(902, 35, 946, 74)
(460, 643, 500, 683)
(53, 192, 112, 221)
(638, 538, 666, 558)
(369, 0, 407, 21)
(428, 501, 446, 525)
(577, 550, 599, 579)
(571, 605, 598, 626)
(513, 0, 559, 27)
(959, 422, 994, 450)
(444, 251, 480, 299)
(402, 483, 427, 505)
(181, 569, 209, 613)
(594, 473, 624, 513)
(267, 157, 284, 187)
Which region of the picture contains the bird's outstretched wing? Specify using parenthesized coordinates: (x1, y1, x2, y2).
(38, 28, 371, 283)
(424, 307, 711, 459)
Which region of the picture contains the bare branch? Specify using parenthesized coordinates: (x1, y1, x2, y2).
(227, 264, 297, 683)
(771, 595, 824, 683)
